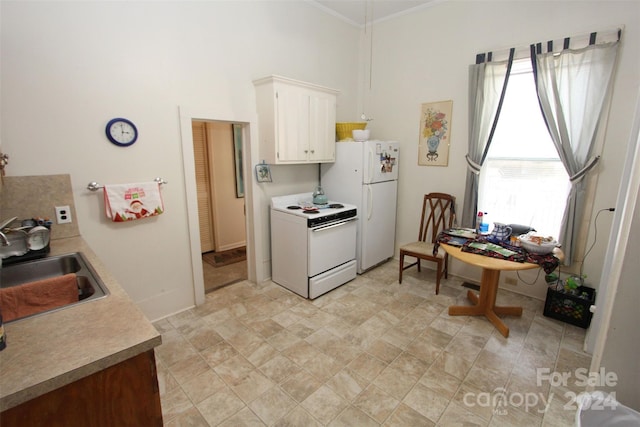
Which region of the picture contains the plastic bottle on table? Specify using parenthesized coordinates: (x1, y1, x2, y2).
(480, 212, 489, 233)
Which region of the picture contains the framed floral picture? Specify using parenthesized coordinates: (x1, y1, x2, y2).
(419, 100, 453, 166)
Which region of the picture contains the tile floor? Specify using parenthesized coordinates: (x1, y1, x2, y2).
(202, 257, 247, 294)
(154, 260, 591, 426)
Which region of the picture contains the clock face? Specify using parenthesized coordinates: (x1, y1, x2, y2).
(106, 118, 138, 146)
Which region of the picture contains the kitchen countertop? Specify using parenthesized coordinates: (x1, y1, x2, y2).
(0, 236, 162, 412)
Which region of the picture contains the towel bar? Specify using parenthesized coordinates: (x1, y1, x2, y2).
(87, 177, 167, 191)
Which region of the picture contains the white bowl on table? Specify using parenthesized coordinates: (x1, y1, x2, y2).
(519, 234, 558, 255)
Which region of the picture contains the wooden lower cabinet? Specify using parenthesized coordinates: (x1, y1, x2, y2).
(0, 350, 162, 426)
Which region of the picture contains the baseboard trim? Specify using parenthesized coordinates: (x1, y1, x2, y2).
(461, 281, 480, 291)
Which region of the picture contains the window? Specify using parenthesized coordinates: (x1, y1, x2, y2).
(478, 59, 570, 238)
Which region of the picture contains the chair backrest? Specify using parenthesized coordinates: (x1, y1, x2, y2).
(417, 193, 456, 243)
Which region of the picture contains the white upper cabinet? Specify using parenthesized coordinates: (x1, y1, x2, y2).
(254, 75, 339, 164)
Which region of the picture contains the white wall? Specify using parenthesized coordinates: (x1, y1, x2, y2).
(598, 189, 640, 409)
(0, 1, 360, 320)
(365, 1, 639, 300)
(587, 89, 640, 409)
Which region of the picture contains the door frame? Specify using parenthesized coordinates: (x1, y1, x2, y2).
(179, 106, 261, 305)
(587, 91, 640, 364)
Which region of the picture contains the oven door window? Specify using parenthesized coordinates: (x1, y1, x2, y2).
(308, 219, 357, 277)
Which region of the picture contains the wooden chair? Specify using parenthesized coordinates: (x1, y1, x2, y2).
(398, 193, 456, 294)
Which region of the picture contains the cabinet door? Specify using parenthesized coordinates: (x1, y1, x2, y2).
(275, 84, 310, 163)
(254, 75, 338, 164)
(308, 91, 336, 162)
(0, 351, 163, 426)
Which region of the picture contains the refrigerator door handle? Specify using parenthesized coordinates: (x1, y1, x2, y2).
(367, 149, 373, 183)
(367, 185, 373, 220)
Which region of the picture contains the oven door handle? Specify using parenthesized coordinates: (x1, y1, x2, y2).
(311, 217, 357, 232)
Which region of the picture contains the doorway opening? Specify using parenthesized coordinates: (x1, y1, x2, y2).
(179, 106, 261, 308)
(192, 120, 248, 293)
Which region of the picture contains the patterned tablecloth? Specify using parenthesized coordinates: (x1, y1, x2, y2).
(434, 231, 560, 274)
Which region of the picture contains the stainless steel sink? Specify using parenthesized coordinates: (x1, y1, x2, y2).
(0, 252, 110, 322)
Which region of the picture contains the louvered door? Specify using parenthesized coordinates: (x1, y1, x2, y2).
(192, 121, 215, 252)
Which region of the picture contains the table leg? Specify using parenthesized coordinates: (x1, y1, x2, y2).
(448, 268, 523, 338)
(494, 306, 523, 316)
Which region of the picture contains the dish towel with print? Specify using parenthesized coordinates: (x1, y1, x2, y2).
(103, 182, 164, 222)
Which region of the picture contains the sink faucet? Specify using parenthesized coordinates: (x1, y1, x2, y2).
(1, 217, 17, 246)
(0, 231, 9, 247)
(0, 222, 29, 259)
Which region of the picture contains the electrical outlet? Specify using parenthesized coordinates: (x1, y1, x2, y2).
(505, 277, 518, 286)
(55, 206, 72, 224)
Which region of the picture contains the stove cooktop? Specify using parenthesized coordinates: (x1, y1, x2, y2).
(271, 193, 357, 224)
(285, 203, 345, 214)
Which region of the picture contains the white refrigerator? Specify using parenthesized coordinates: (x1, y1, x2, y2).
(321, 140, 399, 273)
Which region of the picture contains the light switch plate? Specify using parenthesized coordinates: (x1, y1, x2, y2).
(55, 205, 72, 224)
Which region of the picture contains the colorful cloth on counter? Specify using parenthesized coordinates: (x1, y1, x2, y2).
(434, 231, 560, 274)
(104, 182, 164, 222)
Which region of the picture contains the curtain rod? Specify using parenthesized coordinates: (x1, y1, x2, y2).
(476, 26, 622, 64)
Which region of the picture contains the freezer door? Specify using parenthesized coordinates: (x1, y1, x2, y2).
(321, 142, 364, 208)
(359, 180, 398, 272)
(363, 141, 399, 184)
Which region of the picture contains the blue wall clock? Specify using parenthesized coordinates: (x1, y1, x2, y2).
(106, 118, 138, 147)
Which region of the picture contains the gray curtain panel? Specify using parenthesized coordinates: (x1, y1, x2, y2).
(532, 36, 620, 263)
(461, 50, 514, 228)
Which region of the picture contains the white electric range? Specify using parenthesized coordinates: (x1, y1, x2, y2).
(270, 193, 358, 299)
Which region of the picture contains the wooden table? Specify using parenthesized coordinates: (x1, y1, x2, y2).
(441, 243, 563, 338)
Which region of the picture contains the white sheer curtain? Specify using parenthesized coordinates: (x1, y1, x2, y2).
(461, 50, 514, 228)
(533, 37, 620, 263)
